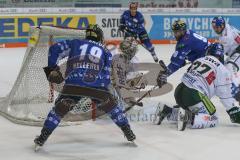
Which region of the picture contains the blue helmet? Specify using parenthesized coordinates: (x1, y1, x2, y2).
(206, 43, 224, 63)
(212, 16, 225, 27)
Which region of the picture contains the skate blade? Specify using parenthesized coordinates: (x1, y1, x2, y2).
(126, 140, 138, 147)
(34, 144, 42, 152)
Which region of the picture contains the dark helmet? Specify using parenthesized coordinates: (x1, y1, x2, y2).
(211, 16, 225, 34)
(206, 43, 224, 63)
(85, 24, 104, 43)
(171, 20, 187, 31)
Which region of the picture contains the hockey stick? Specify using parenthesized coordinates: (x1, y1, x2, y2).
(123, 85, 158, 113)
(123, 60, 167, 113)
(117, 82, 145, 91)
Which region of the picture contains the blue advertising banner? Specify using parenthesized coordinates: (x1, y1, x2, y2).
(0, 15, 96, 43)
(149, 15, 240, 40)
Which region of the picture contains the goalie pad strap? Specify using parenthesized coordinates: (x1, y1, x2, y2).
(61, 85, 117, 113)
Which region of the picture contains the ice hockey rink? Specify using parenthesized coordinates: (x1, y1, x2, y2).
(0, 45, 239, 160)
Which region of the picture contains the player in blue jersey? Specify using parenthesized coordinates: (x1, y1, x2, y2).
(34, 24, 136, 151)
(118, 2, 159, 63)
(157, 20, 210, 87)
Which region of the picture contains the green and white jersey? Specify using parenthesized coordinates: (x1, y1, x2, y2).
(217, 24, 240, 56)
(182, 55, 236, 110)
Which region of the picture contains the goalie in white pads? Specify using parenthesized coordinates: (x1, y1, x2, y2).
(212, 16, 240, 102)
(34, 24, 136, 151)
(111, 37, 147, 109)
(155, 43, 240, 130)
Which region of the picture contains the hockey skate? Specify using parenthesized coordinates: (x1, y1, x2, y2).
(121, 125, 136, 142)
(34, 127, 52, 152)
(153, 103, 173, 125)
(177, 108, 192, 131)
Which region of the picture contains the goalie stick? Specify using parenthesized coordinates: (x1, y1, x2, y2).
(116, 82, 145, 91)
(123, 85, 158, 113)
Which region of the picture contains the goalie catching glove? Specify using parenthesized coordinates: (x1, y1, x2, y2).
(43, 66, 64, 84)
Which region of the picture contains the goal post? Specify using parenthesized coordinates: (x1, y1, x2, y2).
(0, 26, 100, 126)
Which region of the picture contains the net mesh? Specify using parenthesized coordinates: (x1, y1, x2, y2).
(0, 26, 94, 126)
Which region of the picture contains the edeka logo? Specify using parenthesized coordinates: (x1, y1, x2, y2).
(0, 15, 95, 38)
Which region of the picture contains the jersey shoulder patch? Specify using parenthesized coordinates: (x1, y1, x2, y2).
(176, 42, 185, 50)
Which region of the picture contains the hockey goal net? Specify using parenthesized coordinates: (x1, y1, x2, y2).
(0, 26, 100, 126)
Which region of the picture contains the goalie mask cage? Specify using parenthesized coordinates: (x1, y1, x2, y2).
(0, 26, 99, 126)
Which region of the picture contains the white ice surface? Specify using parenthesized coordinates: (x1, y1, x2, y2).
(0, 45, 240, 160)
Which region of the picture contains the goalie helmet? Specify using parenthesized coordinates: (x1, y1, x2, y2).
(206, 42, 224, 63)
(86, 24, 104, 43)
(119, 38, 138, 60)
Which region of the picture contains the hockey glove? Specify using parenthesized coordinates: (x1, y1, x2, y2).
(157, 60, 169, 88)
(227, 106, 240, 124)
(157, 71, 168, 88)
(118, 24, 126, 32)
(43, 66, 64, 84)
